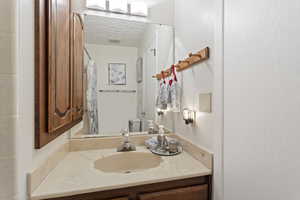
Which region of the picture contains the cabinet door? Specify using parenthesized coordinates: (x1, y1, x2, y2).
(71, 13, 84, 121)
(138, 185, 208, 200)
(48, 0, 73, 133)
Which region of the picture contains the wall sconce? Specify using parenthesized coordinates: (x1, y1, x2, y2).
(109, 0, 128, 13)
(157, 108, 168, 116)
(130, 2, 148, 16)
(86, 0, 107, 10)
(183, 109, 196, 125)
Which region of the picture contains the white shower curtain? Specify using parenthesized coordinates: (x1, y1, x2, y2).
(86, 60, 99, 135)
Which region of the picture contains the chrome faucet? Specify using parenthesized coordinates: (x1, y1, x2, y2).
(117, 129, 136, 152)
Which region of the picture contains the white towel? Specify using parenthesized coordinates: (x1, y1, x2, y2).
(156, 74, 169, 110)
(168, 66, 181, 112)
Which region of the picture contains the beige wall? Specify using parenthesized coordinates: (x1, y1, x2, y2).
(0, 0, 17, 199)
(15, 0, 79, 199)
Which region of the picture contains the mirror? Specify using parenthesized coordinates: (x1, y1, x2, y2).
(72, 12, 174, 138)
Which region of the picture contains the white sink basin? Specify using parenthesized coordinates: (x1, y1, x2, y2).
(94, 152, 162, 174)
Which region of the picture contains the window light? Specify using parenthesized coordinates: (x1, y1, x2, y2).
(86, 0, 107, 10)
(130, 2, 148, 16)
(109, 0, 128, 13)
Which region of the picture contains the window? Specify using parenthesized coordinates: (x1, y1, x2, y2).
(130, 2, 148, 16)
(109, 0, 128, 13)
(86, 0, 106, 10)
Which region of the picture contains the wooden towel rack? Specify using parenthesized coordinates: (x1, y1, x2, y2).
(152, 47, 209, 80)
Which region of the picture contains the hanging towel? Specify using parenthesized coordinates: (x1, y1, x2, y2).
(168, 65, 181, 112)
(156, 71, 168, 110)
(86, 60, 99, 135)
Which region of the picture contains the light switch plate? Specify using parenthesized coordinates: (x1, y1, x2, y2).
(199, 93, 212, 113)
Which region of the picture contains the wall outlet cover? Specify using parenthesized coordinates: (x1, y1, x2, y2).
(199, 93, 212, 113)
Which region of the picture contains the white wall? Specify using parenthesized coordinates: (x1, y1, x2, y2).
(172, 2, 224, 200)
(0, 0, 17, 199)
(224, 0, 300, 200)
(173, 0, 215, 151)
(86, 44, 138, 134)
(148, 0, 174, 25)
(72, 0, 86, 11)
(138, 24, 174, 130)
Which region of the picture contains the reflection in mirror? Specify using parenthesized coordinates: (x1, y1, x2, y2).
(72, 12, 174, 138)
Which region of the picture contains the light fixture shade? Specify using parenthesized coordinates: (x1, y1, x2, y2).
(86, 0, 107, 10)
(109, 0, 128, 13)
(182, 109, 189, 121)
(182, 108, 195, 125)
(130, 2, 148, 16)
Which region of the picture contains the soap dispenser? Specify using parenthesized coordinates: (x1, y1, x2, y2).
(157, 125, 168, 149)
(148, 120, 155, 134)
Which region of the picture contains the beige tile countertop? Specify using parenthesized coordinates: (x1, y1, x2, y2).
(30, 145, 212, 200)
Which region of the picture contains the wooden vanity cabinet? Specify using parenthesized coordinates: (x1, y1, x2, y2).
(45, 176, 212, 200)
(138, 185, 208, 200)
(48, 0, 73, 133)
(35, 0, 84, 148)
(71, 13, 85, 121)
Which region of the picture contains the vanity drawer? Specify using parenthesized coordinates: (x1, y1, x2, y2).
(43, 177, 211, 200)
(138, 185, 208, 200)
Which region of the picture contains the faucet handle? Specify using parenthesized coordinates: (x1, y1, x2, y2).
(121, 128, 128, 136)
(121, 129, 130, 142)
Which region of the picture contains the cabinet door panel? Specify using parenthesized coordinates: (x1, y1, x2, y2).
(48, 0, 73, 133)
(138, 185, 208, 200)
(91, 198, 128, 200)
(72, 13, 84, 121)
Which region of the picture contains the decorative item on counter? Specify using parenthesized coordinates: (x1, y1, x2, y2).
(168, 140, 180, 153)
(145, 137, 159, 149)
(145, 136, 182, 156)
(148, 120, 155, 134)
(128, 119, 142, 132)
(183, 108, 196, 125)
(157, 125, 168, 148)
(146, 125, 183, 156)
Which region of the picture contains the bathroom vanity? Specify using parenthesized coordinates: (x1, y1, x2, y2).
(28, 135, 213, 200)
(32, 1, 213, 200)
(43, 176, 210, 200)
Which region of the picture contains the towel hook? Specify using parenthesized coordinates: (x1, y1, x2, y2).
(189, 52, 202, 59)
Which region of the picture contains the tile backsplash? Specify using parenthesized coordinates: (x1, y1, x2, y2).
(0, 0, 16, 33)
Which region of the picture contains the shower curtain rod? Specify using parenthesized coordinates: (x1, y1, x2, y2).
(84, 47, 92, 60)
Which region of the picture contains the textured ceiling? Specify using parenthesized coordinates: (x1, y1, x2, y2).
(85, 15, 148, 47)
